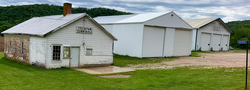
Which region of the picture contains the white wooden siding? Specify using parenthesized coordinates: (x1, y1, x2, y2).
(111, 24, 144, 57)
(45, 17, 113, 68)
(173, 29, 192, 56)
(142, 26, 165, 57)
(29, 36, 46, 65)
(144, 12, 192, 29)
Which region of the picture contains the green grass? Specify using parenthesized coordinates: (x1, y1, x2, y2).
(230, 49, 246, 53)
(113, 54, 175, 67)
(190, 51, 210, 57)
(1, 52, 250, 89)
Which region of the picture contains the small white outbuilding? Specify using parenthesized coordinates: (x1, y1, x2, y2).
(1, 3, 117, 68)
(94, 12, 193, 58)
(184, 18, 232, 51)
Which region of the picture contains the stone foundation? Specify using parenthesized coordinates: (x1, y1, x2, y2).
(4, 35, 30, 64)
(0, 37, 4, 52)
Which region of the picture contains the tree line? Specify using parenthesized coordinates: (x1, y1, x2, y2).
(225, 20, 250, 49)
(0, 4, 131, 36)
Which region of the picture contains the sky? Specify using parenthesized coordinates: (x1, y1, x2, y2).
(1, 0, 250, 22)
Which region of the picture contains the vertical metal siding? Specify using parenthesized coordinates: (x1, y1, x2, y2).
(144, 12, 192, 29)
(111, 24, 144, 58)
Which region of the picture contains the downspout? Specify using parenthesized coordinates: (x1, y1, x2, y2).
(195, 29, 198, 51)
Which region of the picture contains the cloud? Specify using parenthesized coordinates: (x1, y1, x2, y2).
(1, 0, 250, 22)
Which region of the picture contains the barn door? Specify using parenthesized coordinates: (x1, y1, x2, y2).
(212, 34, 222, 51)
(173, 29, 191, 56)
(223, 35, 229, 51)
(200, 33, 211, 51)
(70, 47, 79, 67)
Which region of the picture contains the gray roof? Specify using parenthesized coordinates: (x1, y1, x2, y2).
(184, 18, 232, 33)
(1, 13, 117, 40)
(184, 18, 218, 28)
(94, 12, 170, 24)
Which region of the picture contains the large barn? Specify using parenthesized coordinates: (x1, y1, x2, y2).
(94, 12, 193, 58)
(1, 3, 117, 69)
(185, 18, 232, 51)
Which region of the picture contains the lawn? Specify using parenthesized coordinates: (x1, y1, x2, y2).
(0, 52, 250, 90)
(190, 51, 210, 57)
(113, 54, 175, 67)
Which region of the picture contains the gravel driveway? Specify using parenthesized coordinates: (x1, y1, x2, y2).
(129, 52, 249, 69)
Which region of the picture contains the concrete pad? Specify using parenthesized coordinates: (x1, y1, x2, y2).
(72, 66, 134, 74)
(97, 75, 131, 78)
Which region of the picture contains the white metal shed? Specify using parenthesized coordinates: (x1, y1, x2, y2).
(184, 18, 232, 51)
(94, 11, 193, 58)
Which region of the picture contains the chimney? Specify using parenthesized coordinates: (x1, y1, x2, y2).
(63, 3, 72, 16)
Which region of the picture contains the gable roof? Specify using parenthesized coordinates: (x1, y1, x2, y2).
(1, 13, 117, 40)
(184, 18, 232, 33)
(94, 12, 170, 24)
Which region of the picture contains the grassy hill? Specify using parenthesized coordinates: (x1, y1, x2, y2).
(0, 4, 132, 36)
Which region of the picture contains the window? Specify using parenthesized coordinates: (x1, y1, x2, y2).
(53, 46, 61, 60)
(63, 47, 70, 58)
(21, 42, 23, 54)
(9, 40, 11, 52)
(86, 48, 92, 55)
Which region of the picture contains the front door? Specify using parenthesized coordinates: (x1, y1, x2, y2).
(70, 47, 79, 67)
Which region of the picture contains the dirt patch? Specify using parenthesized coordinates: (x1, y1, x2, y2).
(97, 75, 131, 78)
(129, 52, 248, 69)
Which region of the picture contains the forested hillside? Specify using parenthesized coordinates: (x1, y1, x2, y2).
(0, 4, 131, 36)
(225, 20, 250, 48)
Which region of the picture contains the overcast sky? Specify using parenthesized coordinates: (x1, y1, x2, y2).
(1, 0, 250, 22)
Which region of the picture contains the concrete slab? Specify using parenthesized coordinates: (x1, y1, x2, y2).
(72, 66, 134, 74)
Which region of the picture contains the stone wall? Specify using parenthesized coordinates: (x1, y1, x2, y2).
(4, 35, 30, 64)
(0, 37, 4, 52)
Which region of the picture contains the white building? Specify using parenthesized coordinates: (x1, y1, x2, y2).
(94, 12, 193, 58)
(1, 3, 117, 69)
(185, 18, 232, 51)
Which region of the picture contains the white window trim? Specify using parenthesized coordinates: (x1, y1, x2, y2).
(63, 46, 70, 59)
(52, 45, 62, 60)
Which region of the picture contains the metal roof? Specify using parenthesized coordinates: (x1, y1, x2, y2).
(184, 18, 218, 28)
(94, 12, 170, 24)
(1, 13, 118, 40)
(184, 18, 232, 33)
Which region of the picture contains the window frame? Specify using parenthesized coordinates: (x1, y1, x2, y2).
(63, 46, 70, 59)
(52, 45, 62, 60)
(9, 40, 11, 52)
(21, 41, 23, 54)
(86, 48, 93, 56)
